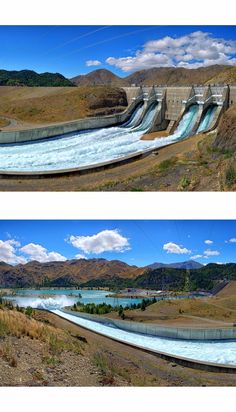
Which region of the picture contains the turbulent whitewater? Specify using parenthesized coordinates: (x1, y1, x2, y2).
(54, 309, 236, 366)
(0, 103, 201, 172)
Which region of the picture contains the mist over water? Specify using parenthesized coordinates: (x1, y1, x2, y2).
(0, 103, 208, 173)
(5, 289, 147, 309)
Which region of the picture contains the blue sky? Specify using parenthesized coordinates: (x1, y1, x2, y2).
(1, 26, 236, 78)
(1, 220, 236, 266)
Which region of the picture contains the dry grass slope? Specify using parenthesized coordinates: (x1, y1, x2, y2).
(0, 85, 127, 125)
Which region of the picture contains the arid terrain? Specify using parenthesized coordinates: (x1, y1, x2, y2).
(1, 305, 236, 387)
(0, 85, 127, 127)
(106, 281, 236, 327)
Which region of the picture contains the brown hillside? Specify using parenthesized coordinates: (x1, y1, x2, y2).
(215, 280, 236, 298)
(0, 258, 145, 288)
(213, 105, 236, 150)
(71, 65, 236, 87)
(0, 85, 127, 125)
(71, 69, 123, 86)
(206, 66, 236, 84)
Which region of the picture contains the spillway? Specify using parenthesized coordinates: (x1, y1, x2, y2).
(53, 309, 236, 366)
(197, 105, 218, 133)
(0, 103, 202, 173)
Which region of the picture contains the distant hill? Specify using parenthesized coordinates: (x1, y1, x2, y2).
(1, 259, 236, 291)
(0, 69, 75, 87)
(71, 65, 236, 87)
(80, 263, 236, 292)
(71, 69, 122, 86)
(146, 260, 203, 270)
(0, 258, 144, 288)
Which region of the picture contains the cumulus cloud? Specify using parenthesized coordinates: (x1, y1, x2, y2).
(190, 254, 202, 260)
(0, 239, 26, 265)
(228, 238, 236, 243)
(75, 254, 88, 260)
(163, 242, 191, 255)
(67, 229, 130, 254)
(86, 59, 101, 67)
(20, 243, 67, 263)
(204, 239, 213, 245)
(204, 249, 220, 257)
(106, 31, 236, 72)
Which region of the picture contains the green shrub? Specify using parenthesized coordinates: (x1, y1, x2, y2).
(179, 176, 191, 190)
(25, 306, 33, 317)
(158, 157, 177, 172)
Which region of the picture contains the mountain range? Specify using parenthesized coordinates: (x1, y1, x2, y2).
(71, 65, 236, 87)
(0, 258, 232, 291)
(146, 260, 203, 270)
(1, 65, 235, 89)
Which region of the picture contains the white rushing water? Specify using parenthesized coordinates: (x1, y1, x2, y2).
(197, 105, 218, 133)
(0, 103, 200, 172)
(53, 309, 236, 366)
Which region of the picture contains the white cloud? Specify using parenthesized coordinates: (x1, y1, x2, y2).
(0, 239, 26, 265)
(190, 254, 202, 260)
(163, 242, 191, 255)
(20, 243, 67, 263)
(86, 59, 101, 67)
(75, 254, 88, 260)
(204, 240, 213, 245)
(106, 31, 236, 72)
(67, 229, 130, 254)
(228, 238, 236, 243)
(204, 249, 220, 257)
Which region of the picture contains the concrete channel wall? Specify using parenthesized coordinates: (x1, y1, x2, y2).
(57, 309, 236, 374)
(0, 91, 141, 144)
(61, 309, 236, 341)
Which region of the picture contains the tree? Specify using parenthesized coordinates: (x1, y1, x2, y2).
(141, 299, 146, 311)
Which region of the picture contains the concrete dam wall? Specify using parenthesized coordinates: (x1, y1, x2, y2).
(0, 84, 232, 144)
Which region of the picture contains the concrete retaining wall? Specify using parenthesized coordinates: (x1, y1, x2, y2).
(0, 93, 141, 144)
(55, 309, 236, 373)
(61, 309, 236, 341)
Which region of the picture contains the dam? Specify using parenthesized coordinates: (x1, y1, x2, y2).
(0, 84, 234, 174)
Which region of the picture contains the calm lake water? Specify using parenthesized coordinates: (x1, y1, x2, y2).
(4, 288, 204, 310)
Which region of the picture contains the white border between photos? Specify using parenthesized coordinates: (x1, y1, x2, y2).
(0, 0, 236, 410)
(0, 192, 235, 220)
(0, 0, 235, 25)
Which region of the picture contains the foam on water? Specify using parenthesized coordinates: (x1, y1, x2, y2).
(197, 105, 218, 133)
(53, 309, 236, 366)
(0, 103, 199, 172)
